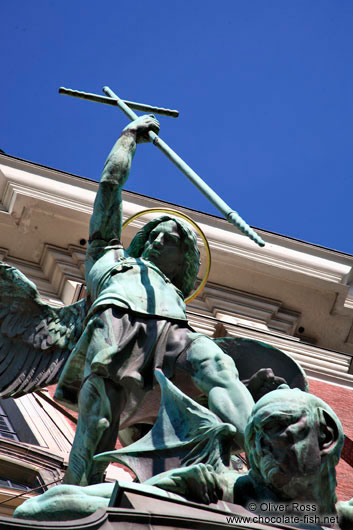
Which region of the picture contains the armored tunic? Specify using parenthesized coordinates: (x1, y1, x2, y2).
(55, 238, 197, 424)
(85, 239, 187, 322)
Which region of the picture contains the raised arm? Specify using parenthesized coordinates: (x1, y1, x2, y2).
(89, 115, 160, 242)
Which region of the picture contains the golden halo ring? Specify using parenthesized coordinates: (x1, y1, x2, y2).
(122, 207, 211, 304)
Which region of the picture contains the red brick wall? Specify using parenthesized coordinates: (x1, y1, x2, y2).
(309, 378, 353, 501)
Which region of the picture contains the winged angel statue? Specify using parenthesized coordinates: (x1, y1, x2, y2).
(0, 115, 307, 487)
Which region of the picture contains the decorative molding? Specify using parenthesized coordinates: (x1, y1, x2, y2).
(1, 245, 85, 305)
(40, 244, 85, 303)
(0, 438, 64, 515)
(1, 153, 353, 357)
(0, 257, 57, 299)
(214, 319, 353, 389)
(0, 156, 96, 216)
(186, 312, 216, 337)
(193, 283, 301, 335)
(344, 286, 353, 310)
(207, 237, 352, 286)
(2, 154, 353, 292)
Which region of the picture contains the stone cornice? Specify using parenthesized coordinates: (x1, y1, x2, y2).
(1, 153, 352, 355)
(1, 153, 352, 291)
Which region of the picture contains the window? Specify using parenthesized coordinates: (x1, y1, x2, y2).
(0, 399, 38, 445)
(0, 478, 31, 492)
(0, 405, 19, 441)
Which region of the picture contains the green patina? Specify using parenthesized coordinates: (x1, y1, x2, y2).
(14, 378, 347, 524)
(2, 113, 326, 524)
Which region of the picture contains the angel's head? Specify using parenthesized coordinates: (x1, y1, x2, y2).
(127, 215, 200, 298)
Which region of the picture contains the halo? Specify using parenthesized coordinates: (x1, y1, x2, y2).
(122, 207, 211, 304)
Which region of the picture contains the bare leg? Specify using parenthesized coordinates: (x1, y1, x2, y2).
(63, 309, 128, 485)
(88, 379, 125, 484)
(63, 375, 124, 486)
(186, 336, 254, 451)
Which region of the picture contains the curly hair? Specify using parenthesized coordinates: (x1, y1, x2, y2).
(127, 215, 200, 298)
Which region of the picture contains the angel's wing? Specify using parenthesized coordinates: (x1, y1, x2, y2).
(0, 263, 87, 398)
(95, 370, 237, 483)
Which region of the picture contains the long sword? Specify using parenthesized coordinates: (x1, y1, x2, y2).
(59, 86, 265, 247)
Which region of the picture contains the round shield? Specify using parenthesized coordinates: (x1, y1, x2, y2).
(214, 337, 308, 395)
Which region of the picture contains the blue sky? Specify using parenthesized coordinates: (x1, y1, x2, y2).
(2, 1, 353, 254)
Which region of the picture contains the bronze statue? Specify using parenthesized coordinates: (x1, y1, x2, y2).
(57, 114, 257, 485)
(0, 115, 265, 486)
(13, 379, 348, 527)
(149, 386, 344, 516)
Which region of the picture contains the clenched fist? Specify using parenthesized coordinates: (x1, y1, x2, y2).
(122, 114, 160, 143)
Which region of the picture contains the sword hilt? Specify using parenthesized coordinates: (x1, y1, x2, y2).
(59, 87, 179, 118)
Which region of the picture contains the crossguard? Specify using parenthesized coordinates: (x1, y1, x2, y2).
(59, 85, 265, 247)
(59, 87, 179, 118)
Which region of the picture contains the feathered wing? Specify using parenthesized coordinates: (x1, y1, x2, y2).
(0, 263, 87, 398)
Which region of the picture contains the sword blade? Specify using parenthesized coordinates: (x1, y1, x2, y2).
(102, 85, 265, 248)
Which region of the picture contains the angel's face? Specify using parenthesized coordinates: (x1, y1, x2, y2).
(141, 220, 185, 281)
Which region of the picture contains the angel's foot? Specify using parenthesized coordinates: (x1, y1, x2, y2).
(62, 467, 88, 486)
(245, 368, 289, 402)
(62, 448, 91, 486)
(86, 460, 108, 485)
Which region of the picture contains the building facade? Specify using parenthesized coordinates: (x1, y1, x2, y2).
(0, 151, 353, 514)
